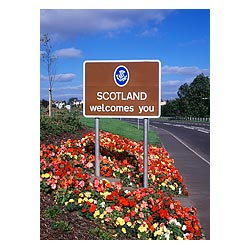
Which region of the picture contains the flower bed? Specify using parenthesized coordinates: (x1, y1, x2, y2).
(40, 131, 201, 240)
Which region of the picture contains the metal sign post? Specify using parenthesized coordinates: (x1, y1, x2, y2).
(143, 118, 148, 188)
(84, 60, 160, 184)
(95, 118, 100, 177)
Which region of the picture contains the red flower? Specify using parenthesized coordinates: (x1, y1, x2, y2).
(147, 215, 153, 223)
(119, 197, 129, 206)
(106, 194, 114, 201)
(159, 209, 169, 219)
(89, 204, 96, 213)
(129, 199, 136, 207)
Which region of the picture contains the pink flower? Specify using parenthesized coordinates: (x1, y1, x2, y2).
(139, 212, 144, 218)
(124, 216, 130, 222)
(115, 205, 122, 212)
(86, 161, 93, 169)
(170, 203, 174, 210)
(116, 182, 122, 191)
(51, 183, 57, 189)
(105, 217, 111, 222)
(106, 207, 113, 213)
(79, 180, 85, 188)
(141, 200, 148, 209)
(94, 179, 100, 188)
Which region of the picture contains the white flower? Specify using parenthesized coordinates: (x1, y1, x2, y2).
(182, 225, 187, 231)
(124, 189, 130, 194)
(100, 201, 105, 208)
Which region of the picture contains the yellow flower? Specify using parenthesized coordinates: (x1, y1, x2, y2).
(121, 227, 126, 234)
(103, 191, 111, 198)
(138, 224, 147, 233)
(177, 236, 183, 240)
(116, 217, 125, 226)
(44, 173, 50, 178)
(85, 192, 91, 198)
(169, 185, 175, 191)
(94, 210, 100, 218)
(151, 175, 156, 182)
(78, 198, 83, 204)
(126, 221, 132, 227)
(69, 199, 74, 203)
(79, 193, 84, 197)
(88, 198, 94, 203)
(99, 213, 104, 219)
(154, 229, 163, 237)
(161, 182, 166, 187)
(153, 223, 159, 229)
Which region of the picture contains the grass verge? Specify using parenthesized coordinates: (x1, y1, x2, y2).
(80, 117, 160, 145)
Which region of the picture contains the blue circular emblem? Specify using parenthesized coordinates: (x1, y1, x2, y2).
(114, 65, 129, 87)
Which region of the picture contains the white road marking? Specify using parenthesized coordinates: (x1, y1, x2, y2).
(151, 125, 210, 165)
(198, 129, 209, 134)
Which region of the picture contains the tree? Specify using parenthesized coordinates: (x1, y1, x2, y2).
(40, 99, 49, 108)
(40, 34, 57, 117)
(188, 74, 210, 117)
(162, 74, 210, 118)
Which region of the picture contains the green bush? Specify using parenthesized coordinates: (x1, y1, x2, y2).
(40, 109, 83, 140)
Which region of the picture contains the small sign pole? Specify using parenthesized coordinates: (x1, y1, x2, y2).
(143, 118, 148, 188)
(95, 118, 100, 177)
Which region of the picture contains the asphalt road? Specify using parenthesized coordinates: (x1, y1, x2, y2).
(122, 118, 210, 239)
(151, 120, 210, 163)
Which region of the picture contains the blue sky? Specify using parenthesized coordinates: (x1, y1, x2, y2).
(40, 9, 210, 101)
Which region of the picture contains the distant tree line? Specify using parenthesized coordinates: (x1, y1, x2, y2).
(161, 74, 210, 118)
(40, 97, 81, 109)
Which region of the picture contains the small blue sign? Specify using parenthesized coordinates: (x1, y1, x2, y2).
(114, 65, 129, 87)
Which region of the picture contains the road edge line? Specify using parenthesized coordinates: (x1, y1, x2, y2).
(151, 125, 210, 165)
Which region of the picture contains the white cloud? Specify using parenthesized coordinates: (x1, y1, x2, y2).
(161, 80, 181, 86)
(53, 48, 82, 58)
(140, 27, 158, 37)
(40, 73, 76, 82)
(40, 9, 171, 39)
(161, 65, 209, 76)
(57, 85, 82, 91)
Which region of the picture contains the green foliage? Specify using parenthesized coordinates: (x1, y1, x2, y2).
(51, 221, 72, 232)
(81, 117, 161, 145)
(161, 74, 210, 118)
(40, 109, 83, 140)
(88, 227, 117, 240)
(44, 205, 62, 219)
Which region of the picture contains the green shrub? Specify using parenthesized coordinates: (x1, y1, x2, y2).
(40, 109, 83, 140)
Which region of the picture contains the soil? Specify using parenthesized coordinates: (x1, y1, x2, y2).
(40, 127, 134, 240)
(40, 127, 101, 240)
(40, 191, 100, 240)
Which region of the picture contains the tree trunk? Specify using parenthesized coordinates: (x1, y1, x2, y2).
(48, 88, 52, 117)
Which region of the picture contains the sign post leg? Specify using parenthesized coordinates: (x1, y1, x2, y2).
(95, 118, 100, 177)
(143, 118, 148, 188)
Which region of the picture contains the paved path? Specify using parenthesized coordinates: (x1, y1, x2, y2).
(151, 126, 210, 240)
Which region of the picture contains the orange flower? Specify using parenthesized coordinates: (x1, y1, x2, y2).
(89, 204, 96, 213)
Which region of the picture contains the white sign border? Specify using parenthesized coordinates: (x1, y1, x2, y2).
(83, 59, 161, 118)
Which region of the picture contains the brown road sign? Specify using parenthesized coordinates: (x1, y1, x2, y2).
(83, 60, 161, 118)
